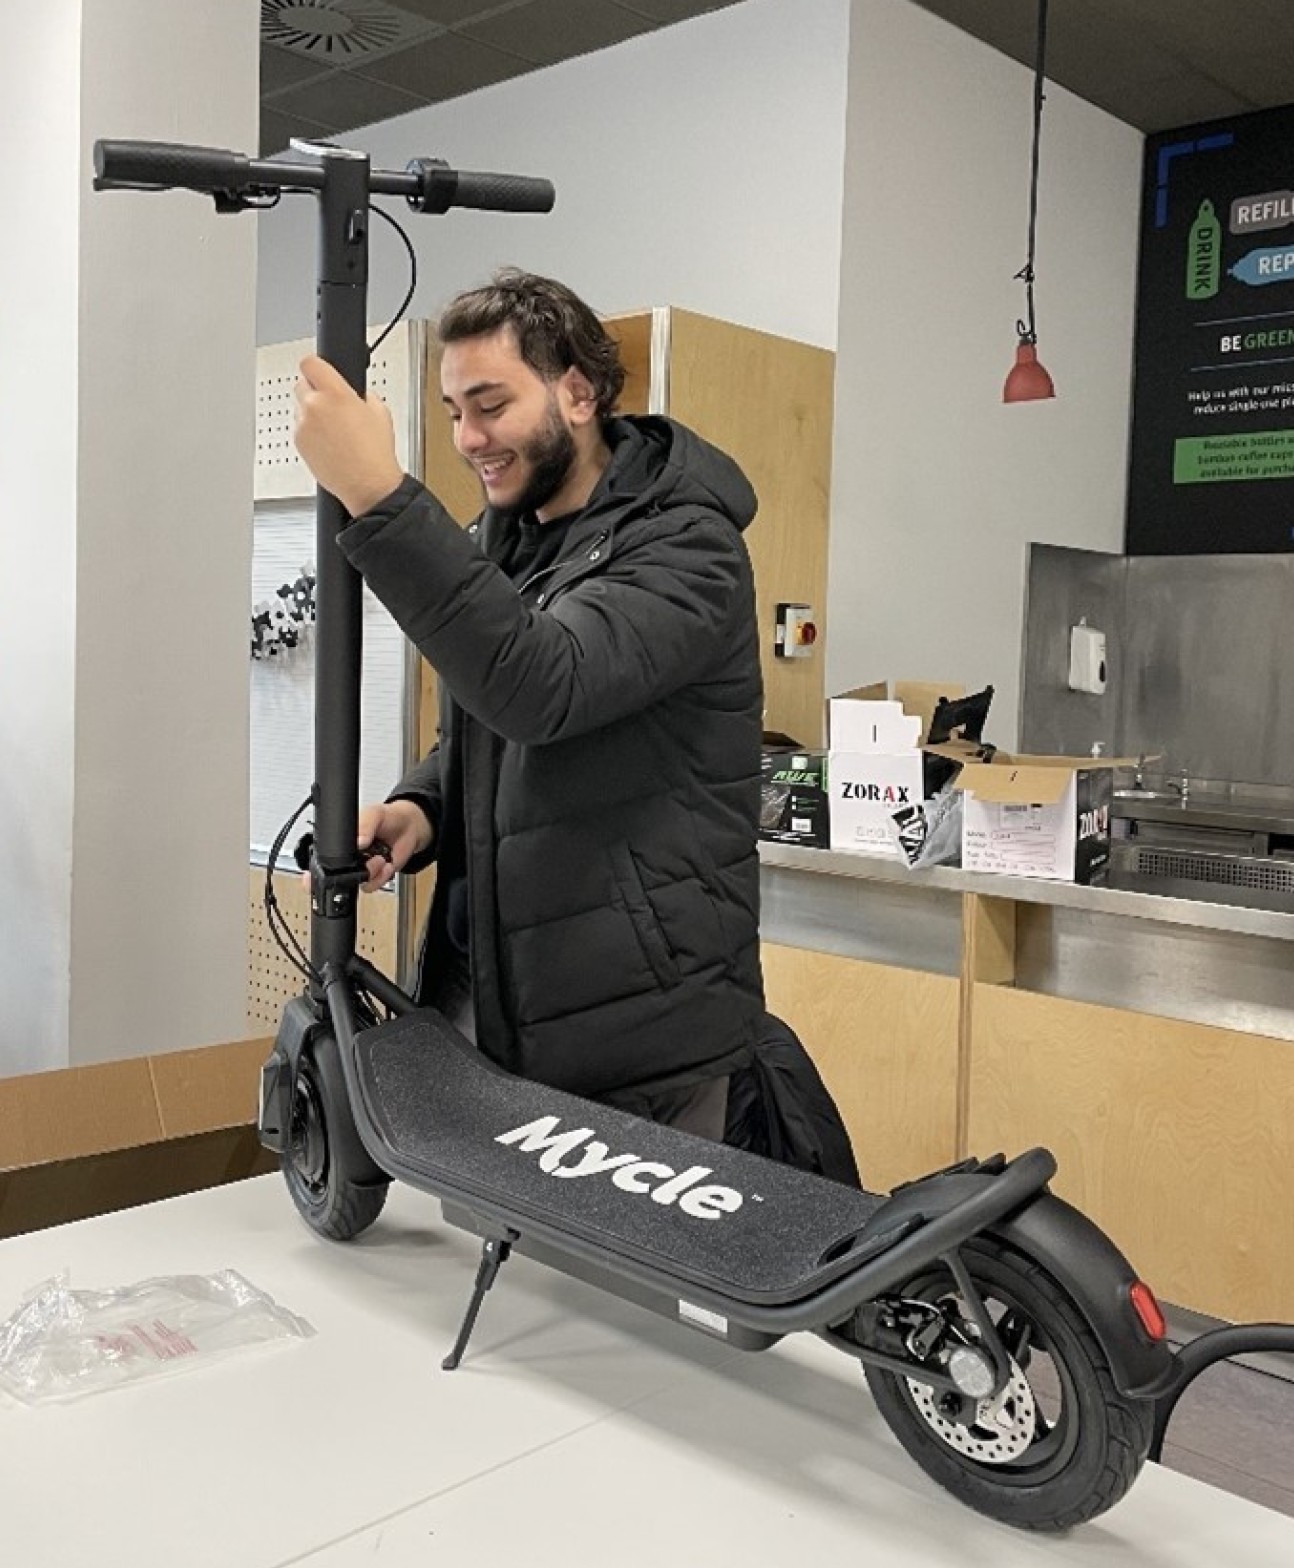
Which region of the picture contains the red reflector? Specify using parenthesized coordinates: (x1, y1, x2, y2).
(1130, 1281, 1167, 1341)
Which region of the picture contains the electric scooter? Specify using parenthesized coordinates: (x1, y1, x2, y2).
(93, 136, 1294, 1534)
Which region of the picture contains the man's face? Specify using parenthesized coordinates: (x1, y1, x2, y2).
(441, 327, 579, 518)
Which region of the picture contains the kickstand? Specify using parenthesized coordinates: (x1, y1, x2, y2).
(443, 1229, 520, 1371)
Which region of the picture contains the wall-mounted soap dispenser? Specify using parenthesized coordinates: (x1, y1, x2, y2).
(1068, 617, 1107, 695)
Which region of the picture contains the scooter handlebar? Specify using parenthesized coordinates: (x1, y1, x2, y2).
(94, 138, 556, 215)
(93, 139, 250, 193)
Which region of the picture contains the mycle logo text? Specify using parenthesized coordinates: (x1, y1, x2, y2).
(495, 1115, 744, 1220)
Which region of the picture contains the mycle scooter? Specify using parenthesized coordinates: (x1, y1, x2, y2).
(93, 135, 1294, 1534)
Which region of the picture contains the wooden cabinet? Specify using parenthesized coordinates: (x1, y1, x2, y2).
(762, 849, 1294, 1324)
(967, 980, 1294, 1324)
(762, 941, 961, 1193)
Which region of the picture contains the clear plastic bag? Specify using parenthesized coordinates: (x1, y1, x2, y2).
(889, 782, 964, 869)
(0, 1270, 314, 1405)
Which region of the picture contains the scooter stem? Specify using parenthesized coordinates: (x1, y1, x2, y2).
(305, 143, 372, 978)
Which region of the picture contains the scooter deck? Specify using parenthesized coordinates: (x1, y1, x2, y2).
(352, 1009, 892, 1307)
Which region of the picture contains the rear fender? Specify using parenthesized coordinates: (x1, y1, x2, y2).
(870, 1171, 1176, 1399)
(990, 1190, 1176, 1398)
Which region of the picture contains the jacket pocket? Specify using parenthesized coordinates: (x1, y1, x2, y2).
(504, 905, 659, 1024)
(608, 841, 680, 991)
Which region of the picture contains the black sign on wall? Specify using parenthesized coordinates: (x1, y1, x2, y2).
(1127, 104, 1294, 555)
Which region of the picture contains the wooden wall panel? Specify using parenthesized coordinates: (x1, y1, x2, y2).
(969, 984, 1294, 1322)
(666, 310, 833, 748)
(762, 941, 960, 1193)
(605, 312, 654, 415)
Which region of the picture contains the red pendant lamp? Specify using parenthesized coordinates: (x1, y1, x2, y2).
(1004, 0, 1056, 403)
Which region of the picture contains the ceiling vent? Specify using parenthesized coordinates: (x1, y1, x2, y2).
(261, 0, 438, 63)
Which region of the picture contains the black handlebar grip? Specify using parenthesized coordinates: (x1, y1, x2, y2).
(451, 170, 556, 213)
(407, 158, 554, 215)
(93, 139, 249, 193)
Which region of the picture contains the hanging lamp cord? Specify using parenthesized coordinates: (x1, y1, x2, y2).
(1015, 0, 1049, 344)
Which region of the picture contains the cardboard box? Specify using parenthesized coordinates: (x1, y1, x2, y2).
(828, 680, 964, 753)
(828, 751, 925, 856)
(760, 748, 830, 846)
(954, 754, 1126, 883)
(0, 1037, 276, 1239)
(827, 680, 964, 857)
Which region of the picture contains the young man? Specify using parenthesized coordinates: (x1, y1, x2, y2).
(293, 270, 764, 1139)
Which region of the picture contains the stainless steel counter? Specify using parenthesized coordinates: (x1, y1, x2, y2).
(759, 842, 1294, 1042)
(759, 841, 1294, 942)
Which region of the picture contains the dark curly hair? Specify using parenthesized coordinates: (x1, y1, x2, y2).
(437, 268, 625, 420)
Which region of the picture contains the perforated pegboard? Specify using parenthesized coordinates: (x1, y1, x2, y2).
(254, 321, 417, 501)
(247, 868, 399, 1034)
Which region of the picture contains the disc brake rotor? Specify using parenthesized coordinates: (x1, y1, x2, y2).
(906, 1356, 1039, 1464)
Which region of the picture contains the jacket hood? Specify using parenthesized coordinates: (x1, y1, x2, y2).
(595, 416, 757, 534)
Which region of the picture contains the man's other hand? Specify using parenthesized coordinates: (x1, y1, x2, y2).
(356, 799, 433, 891)
(300, 799, 434, 894)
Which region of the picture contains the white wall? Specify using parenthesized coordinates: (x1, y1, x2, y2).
(0, 0, 258, 1075)
(0, 0, 82, 1073)
(827, 0, 1143, 747)
(67, 0, 259, 1065)
(257, 0, 852, 349)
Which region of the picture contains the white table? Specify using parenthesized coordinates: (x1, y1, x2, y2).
(2, 1176, 1290, 1567)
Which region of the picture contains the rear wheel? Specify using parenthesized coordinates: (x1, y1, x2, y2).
(283, 1054, 388, 1239)
(865, 1236, 1152, 1530)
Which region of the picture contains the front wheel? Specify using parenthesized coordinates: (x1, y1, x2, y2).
(283, 1054, 388, 1240)
(865, 1236, 1152, 1531)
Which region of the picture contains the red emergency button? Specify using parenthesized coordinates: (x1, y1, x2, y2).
(775, 602, 817, 658)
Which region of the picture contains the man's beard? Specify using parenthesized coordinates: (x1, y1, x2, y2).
(490, 396, 577, 521)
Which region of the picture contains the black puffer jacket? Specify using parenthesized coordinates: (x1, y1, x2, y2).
(340, 416, 765, 1102)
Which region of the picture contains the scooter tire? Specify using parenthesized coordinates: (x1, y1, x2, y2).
(865, 1234, 1152, 1531)
(282, 1055, 389, 1241)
